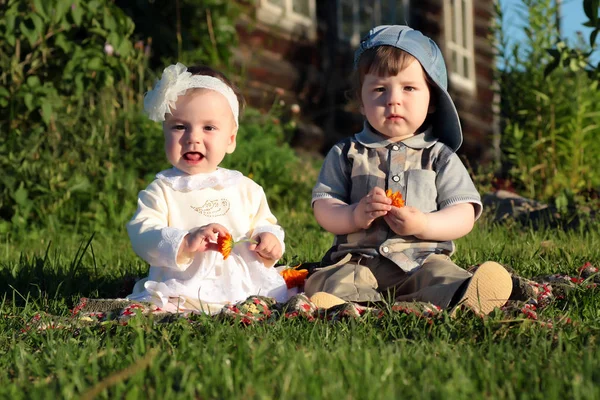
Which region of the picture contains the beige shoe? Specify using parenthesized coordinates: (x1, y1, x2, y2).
(451, 261, 512, 317)
(309, 292, 347, 309)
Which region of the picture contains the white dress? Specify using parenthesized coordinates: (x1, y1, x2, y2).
(126, 167, 288, 314)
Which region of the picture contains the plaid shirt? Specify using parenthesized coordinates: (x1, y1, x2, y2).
(312, 124, 483, 272)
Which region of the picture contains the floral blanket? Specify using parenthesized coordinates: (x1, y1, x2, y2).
(23, 262, 599, 332)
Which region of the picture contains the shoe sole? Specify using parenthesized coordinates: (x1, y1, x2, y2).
(451, 261, 512, 317)
(309, 292, 347, 309)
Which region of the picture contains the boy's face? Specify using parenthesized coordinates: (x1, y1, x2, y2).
(163, 90, 237, 175)
(360, 59, 432, 141)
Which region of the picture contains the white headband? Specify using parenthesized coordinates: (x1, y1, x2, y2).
(143, 63, 239, 126)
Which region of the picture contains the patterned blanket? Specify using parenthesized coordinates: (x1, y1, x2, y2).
(22, 262, 599, 332)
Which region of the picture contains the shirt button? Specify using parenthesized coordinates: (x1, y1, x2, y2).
(392, 145, 399, 151)
(392, 175, 400, 182)
(381, 246, 389, 253)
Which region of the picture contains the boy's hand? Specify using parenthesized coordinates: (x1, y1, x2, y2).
(353, 187, 392, 229)
(249, 232, 283, 264)
(177, 223, 229, 263)
(384, 206, 428, 237)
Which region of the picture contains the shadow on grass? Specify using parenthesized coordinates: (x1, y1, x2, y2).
(1, 234, 141, 308)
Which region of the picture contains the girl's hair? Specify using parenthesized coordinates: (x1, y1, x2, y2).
(187, 65, 246, 117)
(350, 46, 436, 106)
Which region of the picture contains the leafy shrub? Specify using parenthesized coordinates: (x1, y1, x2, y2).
(0, 0, 149, 233)
(115, 0, 241, 69)
(223, 108, 314, 213)
(494, 0, 600, 204)
(545, 0, 600, 81)
(0, 0, 142, 130)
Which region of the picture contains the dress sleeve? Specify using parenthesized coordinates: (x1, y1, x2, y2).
(126, 181, 193, 269)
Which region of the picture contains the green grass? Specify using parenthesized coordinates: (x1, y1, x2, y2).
(2, 212, 600, 399)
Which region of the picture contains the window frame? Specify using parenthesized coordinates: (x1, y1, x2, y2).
(257, 0, 317, 40)
(443, 0, 477, 92)
(337, 0, 410, 47)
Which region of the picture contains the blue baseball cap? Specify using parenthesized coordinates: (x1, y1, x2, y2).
(354, 25, 462, 151)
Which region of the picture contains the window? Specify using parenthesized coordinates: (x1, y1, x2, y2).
(444, 0, 476, 91)
(337, 0, 410, 47)
(257, 0, 317, 40)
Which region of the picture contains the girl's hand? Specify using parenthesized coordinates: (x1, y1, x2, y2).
(352, 187, 392, 229)
(384, 206, 428, 237)
(249, 232, 283, 263)
(177, 223, 229, 263)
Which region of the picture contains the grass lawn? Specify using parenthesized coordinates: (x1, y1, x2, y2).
(1, 211, 600, 399)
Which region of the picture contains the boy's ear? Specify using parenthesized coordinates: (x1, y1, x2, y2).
(226, 130, 237, 154)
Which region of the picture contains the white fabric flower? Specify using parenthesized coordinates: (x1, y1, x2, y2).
(144, 63, 190, 122)
(143, 63, 239, 125)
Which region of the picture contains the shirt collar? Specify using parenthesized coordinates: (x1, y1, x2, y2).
(354, 122, 438, 149)
(156, 167, 243, 192)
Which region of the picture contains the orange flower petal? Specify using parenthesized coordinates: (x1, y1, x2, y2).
(386, 189, 405, 208)
(217, 233, 234, 260)
(281, 268, 309, 289)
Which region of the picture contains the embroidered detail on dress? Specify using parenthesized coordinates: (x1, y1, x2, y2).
(156, 168, 243, 192)
(191, 199, 231, 217)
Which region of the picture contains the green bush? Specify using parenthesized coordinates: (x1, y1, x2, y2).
(494, 0, 600, 206)
(0, 0, 149, 231)
(0, 0, 143, 129)
(545, 0, 600, 81)
(223, 108, 314, 213)
(115, 0, 241, 69)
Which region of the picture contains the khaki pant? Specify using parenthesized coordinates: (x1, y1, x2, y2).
(304, 254, 472, 309)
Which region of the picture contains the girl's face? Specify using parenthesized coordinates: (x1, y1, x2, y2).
(360, 59, 432, 141)
(163, 89, 237, 175)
